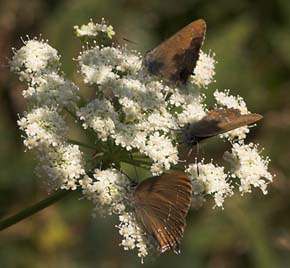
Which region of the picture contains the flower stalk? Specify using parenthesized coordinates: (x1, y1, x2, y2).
(0, 189, 71, 231)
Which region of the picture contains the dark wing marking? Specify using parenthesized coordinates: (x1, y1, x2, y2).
(143, 19, 206, 84)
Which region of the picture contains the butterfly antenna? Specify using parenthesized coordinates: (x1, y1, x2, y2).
(122, 37, 138, 45)
(169, 123, 185, 132)
(187, 147, 193, 159)
(196, 141, 200, 177)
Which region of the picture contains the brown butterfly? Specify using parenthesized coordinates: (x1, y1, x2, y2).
(131, 172, 192, 254)
(143, 19, 206, 84)
(182, 108, 263, 145)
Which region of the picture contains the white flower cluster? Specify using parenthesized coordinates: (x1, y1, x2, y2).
(35, 144, 86, 190)
(77, 98, 117, 141)
(11, 38, 86, 190)
(187, 161, 233, 207)
(214, 89, 248, 114)
(118, 212, 149, 262)
(10, 39, 61, 82)
(78, 46, 142, 85)
(23, 73, 80, 109)
(11, 19, 274, 261)
(190, 51, 216, 88)
(18, 107, 68, 149)
(80, 169, 149, 259)
(81, 168, 129, 215)
(187, 142, 273, 206)
(10, 38, 80, 110)
(74, 18, 115, 40)
(17, 106, 86, 190)
(187, 141, 273, 207)
(170, 92, 206, 126)
(224, 143, 273, 194)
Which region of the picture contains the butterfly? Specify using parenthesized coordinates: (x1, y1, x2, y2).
(143, 19, 206, 84)
(182, 108, 263, 145)
(131, 172, 192, 253)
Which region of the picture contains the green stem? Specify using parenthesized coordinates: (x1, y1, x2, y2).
(126, 158, 153, 166)
(122, 159, 150, 170)
(66, 138, 96, 150)
(0, 189, 71, 231)
(123, 158, 184, 172)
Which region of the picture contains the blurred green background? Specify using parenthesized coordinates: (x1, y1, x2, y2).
(1, 0, 290, 267)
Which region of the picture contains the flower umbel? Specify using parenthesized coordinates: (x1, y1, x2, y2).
(186, 161, 233, 208)
(18, 107, 68, 149)
(10, 19, 273, 261)
(224, 142, 273, 194)
(74, 18, 115, 42)
(10, 38, 61, 82)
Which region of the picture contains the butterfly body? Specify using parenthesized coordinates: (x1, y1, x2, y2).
(143, 19, 206, 84)
(183, 108, 263, 145)
(131, 172, 192, 253)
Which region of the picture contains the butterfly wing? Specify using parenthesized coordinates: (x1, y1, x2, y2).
(133, 173, 192, 253)
(184, 108, 263, 144)
(143, 19, 206, 84)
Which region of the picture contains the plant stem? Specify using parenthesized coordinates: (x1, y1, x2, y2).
(123, 158, 184, 172)
(66, 138, 96, 150)
(0, 189, 71, 231)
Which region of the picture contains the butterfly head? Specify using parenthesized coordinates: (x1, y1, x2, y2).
(143, 51, 161, 73)
(181, 124, 200, 145)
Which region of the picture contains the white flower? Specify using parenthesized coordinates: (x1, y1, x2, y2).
(186, 161, 233, 207)
(143, 132, 178, 174)
(112, 79, 166, 122)
(214, 89, 248, 114)
(10, 39, 60, 82)
(148, 109, 177, 131)
(78, 46, 141, 85)
(18, 107, 68, 149)
(139, 109, 177, 133)
(117, 212, 148, 261)
(190, 51, 216, 88)
(169, 90, 206, 126)
(77, 99, 118, 141)
(35, 143, 86, 190)
(113, 78, 147, 121)
(224, 142, 273, 194)
(118, 50, 142, 74)
(112, 123, 138, 150)
(23, 73, 80, 109)
(74, 18, 115, 39)
(176, 100, 206, 126)
(81, 168, 130, 215)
